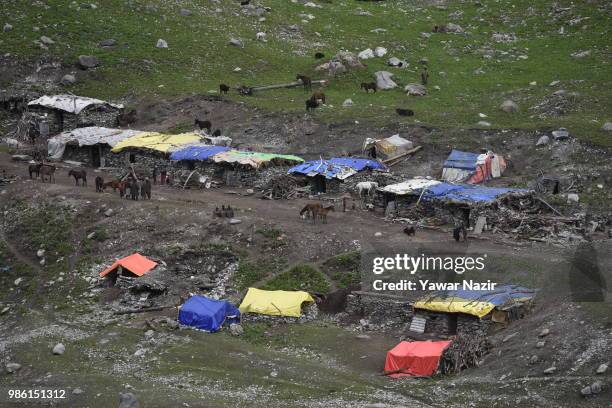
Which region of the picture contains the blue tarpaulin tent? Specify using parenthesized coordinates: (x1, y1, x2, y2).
(170, 145, 231, 161)
(178, 295, 241, 332)
(288, 157, 387, 180)
(443, 150, 480, 171)
(422, 182, 529, 204)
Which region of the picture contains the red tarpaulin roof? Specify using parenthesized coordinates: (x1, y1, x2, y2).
(384, 340, 452, 378)
(99, 253, 157, 277)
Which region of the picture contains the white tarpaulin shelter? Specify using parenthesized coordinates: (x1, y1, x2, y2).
(47, 127, 140, 160)
(28, 95, 124, 114)
(378, 178, 441, 195)
(363, 134, 414, 160)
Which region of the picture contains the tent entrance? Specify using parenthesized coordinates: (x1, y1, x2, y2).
(311, 175, 326, 193)
(91, 145, 101, 167)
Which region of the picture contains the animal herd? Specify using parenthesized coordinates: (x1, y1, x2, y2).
(27, 163, 152, 200)
(299, 203, 335, 224)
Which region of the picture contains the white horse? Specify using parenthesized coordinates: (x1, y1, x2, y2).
(356, 182, 378, 208)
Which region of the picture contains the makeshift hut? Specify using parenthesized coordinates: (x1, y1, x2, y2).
(363, 134, 414, 161)
(99, 253, 157, 286)
(46, 127, 140, 167)
(411, 285, 537, 336)
(384, 340, 452, 377)
(27, 94, 124, 135)
(239, 288, 314, 318)
(288, 157, 387, 194)
(178, 295, 241, 332)
(441, 150, 506, 184)
(108, 131, 203, 178)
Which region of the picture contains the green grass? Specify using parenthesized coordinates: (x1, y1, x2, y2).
(262, 264, 330, 294)
(322, 251, 361, 288)
(1, 0, 610, 145)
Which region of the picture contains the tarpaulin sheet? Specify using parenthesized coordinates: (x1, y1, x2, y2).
(99, 253, 157, 277)
(288, 157, 387, 180)
(364, 135, 413, 160)
(211, 150, 304, 169)
(443, 150, 480, 171)
(111, 132, 203, 153)
(47, 127, 140, 159)
(178, 295, 240, 332)
(422, 182, 529, 204)
(28, 94, 123, 114)
(414, 284, 537, 318)
(378, 178, 441, 195)
(239, 288, 314, 317)
(384, 341, 452, 378)
(170, 144, 231, 161)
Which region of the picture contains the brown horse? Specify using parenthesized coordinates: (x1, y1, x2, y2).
(296, 74, 312, 91)
(68, 169, 87, 186)
(313, 205, 335, 224)
(28, 163, 42, 179)
(300, 203, 323, 220)
(310, 91, 326, 105)
(39, 164, 56, 183)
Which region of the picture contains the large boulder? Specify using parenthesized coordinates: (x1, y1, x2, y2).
(60, 74, 76, 86)
(387, 57, 408, 68)
(99, 39, 117, 47)
(374, 71, 397, 90)
(334, 51, 364, 68)
(358, 48, 375, 59)
(77, 55, 100, 69)
(118, 392, 139, 408)
(156, 39, 168, 48)
(374, 46, 387, 57)
(405, 83, 427, 96)
(315, 60, 346, 76)
(445, 23, 464, 33)
(500, 99, 518, 113)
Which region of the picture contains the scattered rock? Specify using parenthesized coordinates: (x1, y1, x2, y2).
(119, 392, 140, 408)
(387, 57, 408, 68)
(567, 193, 579, 203)
(502, 332, 517, 343)
(536, 341, 546, 348)
(529, 355, 539, 364)
(104, 209, 114, 217)
(144, 330, 154, 340)
(500, 100, 518, 113)
(571, 50, 591, 59)
(445, 23, 464, 33)
(356, 334, 371, 340)
(40, 36, 54, 45)
(86, 231, 96, 239)
(536, 135, 550, 146)
(374, 71, 397, 90)
(13, 277, 22, 286)
(134, 348, 147, 357)
(404, 83, 426, 96)
(77, 55, 100, 69)
(229, 38, 243, 47)
(228, 218, 242, 225)
(552, 128, 569, 140)
(72, 388, 84, 395)
(374, 232, 382, 237)
(358, 48, 374, 59)
(543, 366, 556, 375)
(601, 122, 612, 132)
(179, 8, 192, 17)
(229, 323, 243, 336)
(270, 370, 278, 377)
(99, 38, 117, 47)
(374, 46, 387, 57)
(52, 343, 65, 355)
(6, 363, 21, 373)
(3, 23, 13, 32)
(37, 249, 45, 258)
(538, 328, 550, 337)
(590, 381, 603, 394)
(342, 98, 353, 107)
(596, 363, 608, 374)
(61, 74, 76, 86)
(477, 121, 491, 127)
(156, 39, 168, 49)
(581, 385, 592, 397)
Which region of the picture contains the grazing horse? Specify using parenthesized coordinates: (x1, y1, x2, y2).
(130, 178, 141, 200)
(28, 163, 42, 179)
(39, 164, 56, 183)
(310, 91, 326, 105)
(68, 169, 87, 186)
(360, 82, 377, 93)
(313, 205, 334, 224)
(219, 84, 230, 94)
(300, 203, 323, 219)
(95, 176, 104, 192)
(296, 74, 312, 91)
(103, 179, 122, 192)
(305, 98, 318, 112)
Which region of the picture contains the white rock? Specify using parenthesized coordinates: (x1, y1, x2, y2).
(104, 209, 113, 217)
(228, 218, 242, 225)
(404, 83, 426, 96)
(477, 121, 491, 127)
(342, 98, 353, 107)
(596, 363, 608, 374)
(270, 370, 278, 377)
(500, 100, 518, 113)
(374, 232, 382, 237)
(40, 36, 54, 45)
(72, 388, 84, 394)
(14, 277, 23, 286)
(358, 48, 374, 59)
(156, 39, 168, 48)
(61, 74, 76, 86)
(229, 38, 243, 47)
(601, 122, 612, 131)
(566, 193, 579, 203)
(539, 328, 550, 337)
(552, 128, 569, 140)
(536, 135, 550, 146)
(52, 343, 65, 355)
(387, 57, 408, 67)
(144, 330, 154, 339)
(3, 23, 13, 32)
(374, 46, 387, 57)
(478, 113, 487, 118)
(134, 348, 147, 357)
(571, 50, 591, 59)
(37, 249, 45, 258)
(255, 32, 266, 41)
(374, 71, 397, 90)
(6, 363, 21, 373)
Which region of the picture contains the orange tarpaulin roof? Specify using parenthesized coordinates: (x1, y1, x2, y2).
(384, 340, 452, 378)
(99, 253, 157, 277)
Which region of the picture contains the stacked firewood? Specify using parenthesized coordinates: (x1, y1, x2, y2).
(439, 333, 491, 374)
(261, 174, 305, 200)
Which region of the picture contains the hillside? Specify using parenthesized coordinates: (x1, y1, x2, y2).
(1, 0, 611, 145)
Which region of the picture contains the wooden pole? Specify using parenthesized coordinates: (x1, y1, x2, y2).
(250, 80, 328, 93)
(382, 146, 423, 165)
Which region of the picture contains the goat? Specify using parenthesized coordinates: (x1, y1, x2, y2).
(360, 82, 377, 93)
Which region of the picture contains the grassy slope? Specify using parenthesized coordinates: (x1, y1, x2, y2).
(1, 0, 610, 145)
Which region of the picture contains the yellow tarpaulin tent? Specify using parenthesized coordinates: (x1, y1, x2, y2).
(413, 296, 496, 319)
(111, 132, 202, 153)
(239, 287, 314, 318)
